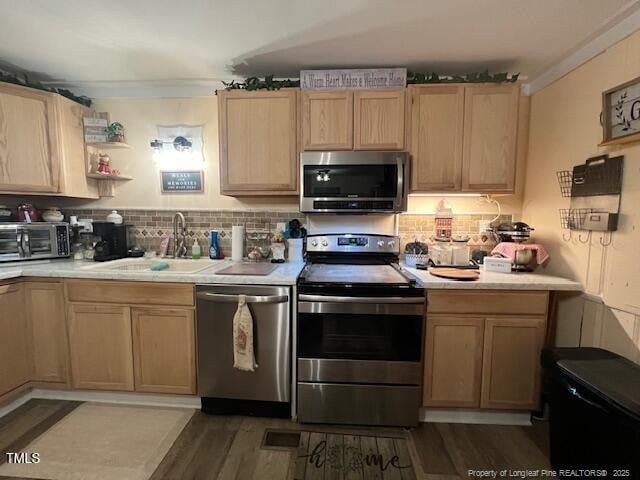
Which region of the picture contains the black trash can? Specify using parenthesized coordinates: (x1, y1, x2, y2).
(542, 347, 640, 477)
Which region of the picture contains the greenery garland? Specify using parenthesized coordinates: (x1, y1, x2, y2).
(216, 70, 519, 93)
(0, 70, 92, 107)
(216, 75, 300, 94)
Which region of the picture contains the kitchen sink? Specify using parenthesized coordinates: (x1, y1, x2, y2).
(80, 258, 217, 273)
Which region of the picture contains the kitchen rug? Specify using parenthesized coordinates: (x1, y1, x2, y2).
(0, 402, 193, 480)
(294, 430, 417, 480)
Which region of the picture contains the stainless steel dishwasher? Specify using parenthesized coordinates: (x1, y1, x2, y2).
(196, 284, 291, 417)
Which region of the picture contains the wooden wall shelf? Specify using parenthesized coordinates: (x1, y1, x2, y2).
(87, 142, 132, 150)
(87, 173, 133, 181)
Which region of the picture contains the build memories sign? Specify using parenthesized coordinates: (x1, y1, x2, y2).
(300, 68, 406, 90)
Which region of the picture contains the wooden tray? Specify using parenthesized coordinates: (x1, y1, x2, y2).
(216, 262, 278, 276)
(428, 267, 480, 281)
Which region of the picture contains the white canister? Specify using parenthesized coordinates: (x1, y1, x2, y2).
(430, 239, 452, 265)
(106, 210, 123, 224)
(451, 237, 470, 265)
(287, 238, 303, 262)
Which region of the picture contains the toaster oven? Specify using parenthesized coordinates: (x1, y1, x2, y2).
(0, 222, 70, 262)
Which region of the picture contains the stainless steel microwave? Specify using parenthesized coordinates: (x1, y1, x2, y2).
(0, 222, 70, 262)
(300, 151, 408, 213)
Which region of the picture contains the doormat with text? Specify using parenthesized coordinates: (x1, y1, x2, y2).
(294, 430, 417, 480)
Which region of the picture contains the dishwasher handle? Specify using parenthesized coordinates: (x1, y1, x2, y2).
(196, 291, 289, 304)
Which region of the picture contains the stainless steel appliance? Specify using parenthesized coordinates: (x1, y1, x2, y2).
(0, 222, 69, 262)
(297, 233, 425, 426)
(300, 151, 408, 213)
(196, 284, 291, 417)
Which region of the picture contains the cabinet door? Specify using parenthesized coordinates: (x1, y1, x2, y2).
(132, 308, 196, 395)
(25, 282, 69, 383)
(462, 85, 519, 192)
(218, 89, 298, 195)
(354, 89, 405, 150)
(67, 304, 134, 391)
(423, 316, 484, 407)
(0, 283, 29, 396)
(302, 91, 353, 150)
(481, 317, 546, 410)
(0, 83, 60, 193)
(408, 85, 464, 191)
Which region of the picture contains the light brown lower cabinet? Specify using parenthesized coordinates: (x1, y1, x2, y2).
(0, 283, 30, 396)
(423, 316, 484, 407)
(132, 307, 196, 394)
(67, 304, 134, 391)
(480, 317, 546, 410)
(423, 290, 549, 411)
(24, 281, 69, 384)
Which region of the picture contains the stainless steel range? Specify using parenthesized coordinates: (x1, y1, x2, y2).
(296, 233, 425, 427)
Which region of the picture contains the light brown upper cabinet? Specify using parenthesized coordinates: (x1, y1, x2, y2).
(408, 83, 521, 193)
(353, 90, 405, 150)
(0, 83, 98, 198)
(218, 89, 299, 196)
(25, 281, 69, 384)
(408, 85, 464, 191)
(302, 91, 354, 150)
(0, 83, 60, 193)
(462, 85, 519, 192)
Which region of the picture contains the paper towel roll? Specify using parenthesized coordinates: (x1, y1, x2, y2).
(231, 226, 245, 261)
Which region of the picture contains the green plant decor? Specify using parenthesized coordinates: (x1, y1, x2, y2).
(215, 71, 519, 93)
(0, 70, 92, 107)
(407, 70, 520, 84)
(105, 122, 125, 142)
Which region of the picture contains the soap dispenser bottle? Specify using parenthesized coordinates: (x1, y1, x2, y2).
(191, 239, 201, 260)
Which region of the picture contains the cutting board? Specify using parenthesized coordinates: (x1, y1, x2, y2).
(216, 262, 279, 276)
(428, 267, 480, 281)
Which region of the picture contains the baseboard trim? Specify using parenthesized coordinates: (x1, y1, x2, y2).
(420, 408, 532, 426)
(0, 388, 200, 419)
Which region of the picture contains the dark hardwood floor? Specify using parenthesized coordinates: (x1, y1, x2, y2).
(0, 400, 552, 480)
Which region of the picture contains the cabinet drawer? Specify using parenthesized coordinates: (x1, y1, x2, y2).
(66, 280, 194, 306)
(427, 290, 548, 316)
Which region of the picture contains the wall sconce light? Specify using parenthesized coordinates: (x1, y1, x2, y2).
(316, 169, 330, 182)
(149, 136, 193, 152)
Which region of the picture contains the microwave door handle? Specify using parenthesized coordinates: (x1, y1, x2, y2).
(17, 229, 24, 257)
(20, 229, 31, 257)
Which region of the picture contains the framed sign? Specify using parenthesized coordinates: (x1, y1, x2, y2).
(300, 68, 406, 90)
(602, 75, 640, 146)
(161, 170, 204, 193)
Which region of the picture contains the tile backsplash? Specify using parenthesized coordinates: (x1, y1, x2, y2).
(63, 208, 511, 256)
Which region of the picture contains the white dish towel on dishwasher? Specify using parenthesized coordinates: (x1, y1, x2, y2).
(233, 295, 258, 371)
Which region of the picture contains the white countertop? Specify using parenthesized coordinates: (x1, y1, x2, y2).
(0, 258, 582, 291)
(0, 258, 306, 286)
(402, 264, 582, 291)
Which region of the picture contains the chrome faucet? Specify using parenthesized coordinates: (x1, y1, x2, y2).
(172, 212, 188, 258)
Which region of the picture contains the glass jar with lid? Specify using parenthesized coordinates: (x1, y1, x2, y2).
(451, 235, 470, 265)
(430, 237, 453, 265)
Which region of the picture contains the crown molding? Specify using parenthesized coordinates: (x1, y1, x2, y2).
(526, 1, 640, 95)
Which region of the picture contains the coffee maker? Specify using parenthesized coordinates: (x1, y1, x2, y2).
(92, 222, 132, 262)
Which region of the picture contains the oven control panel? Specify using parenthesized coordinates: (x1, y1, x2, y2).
(306, 234, 399, 254)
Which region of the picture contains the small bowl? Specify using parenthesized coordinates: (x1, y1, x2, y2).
(404, 253, 429, 268)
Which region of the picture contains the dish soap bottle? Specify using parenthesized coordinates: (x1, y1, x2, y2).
(191, 239, 201, 260)
(209, 230, 220, 259)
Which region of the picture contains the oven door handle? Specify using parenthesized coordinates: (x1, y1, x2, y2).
(196, 292, 289, 304)
(298, 294, 424, 304)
